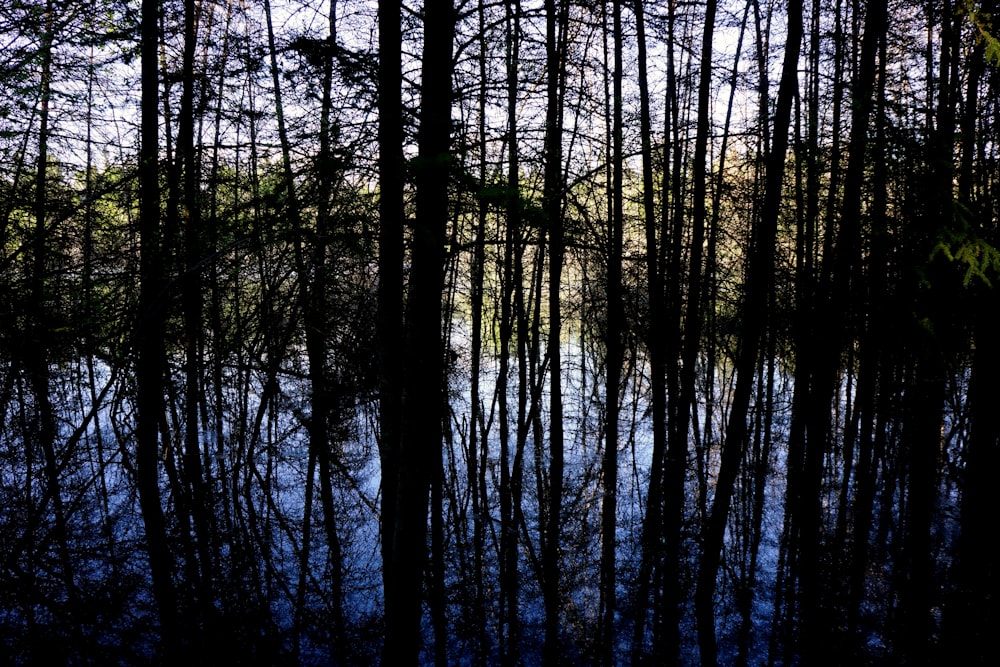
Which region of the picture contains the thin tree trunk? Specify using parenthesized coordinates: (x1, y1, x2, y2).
(664, 0, 718, 661)
(309, 3, 348, 660)
(178, 0, 216, 639)
(542, 2, 567, 663)
(695, 1, 802, 663)
(498, 3, 523, 662)
(841, 23, 890, 661)
(659, 5, 690, 649)
(895, 5, 958, 663)
(383, 2, 455, 663)
(947, 14, 996, 663)
(82, 35, 120, 588)
(469, 2, 490, 663)
(600, 3, 624, 664)
(263, 5, 345, 661)
(294, 447, 317, 661)
(28, 0, 82, 647)
(137, 0, 181, 656)
(376, 0, 405, 653)
(629, 0, 670, 660)
(205, 0, 235, 594)
(953, 286, 1000, 666)
(431, 425, 448, 667)
(798, 0, 887, 657)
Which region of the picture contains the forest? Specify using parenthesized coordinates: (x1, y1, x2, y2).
(1, 0, 999, 664)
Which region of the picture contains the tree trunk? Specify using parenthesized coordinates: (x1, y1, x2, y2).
(600, 3, 624, 664)
(695, 0, 802, 663)
(542, 1, 567, 663)
(498, 4, 523, 662)
(137, 0, 181, 657)
(382, 2, 455, 663)
(946, 14, 997, 662)
(469, 3, 490, 663)
(28, 1, 82, 650)
(629, 1, 670, 660)
(376, 0, 405, 656)
(307, 3, 348, 661)
(177, 0, 216, 640)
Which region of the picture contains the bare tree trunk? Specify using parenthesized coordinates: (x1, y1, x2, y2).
(895, 5, 959, 663)
(946, 14, 997, 663)
(382, 2, 455, 663)
(177, 0, 216, 641)
(695, 0, 802, 663)
(662, 0, 718, 661)
(498, 4, 523, 662)
(376, 0, 405, 656)
(467, 5, 491, 665)
(137, 0, 180, 657)
(600, 4, 624, 664)
(308, 4, 348, 661)
(629, 3, 672, 660)
(28, 1, 82, 650)
(658, 2, 689, 650)
(795, 0, 887, 657)
(542, 2, 567, 663)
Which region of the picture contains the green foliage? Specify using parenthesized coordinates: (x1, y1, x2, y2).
(932, 233, 1000, 287)
(985, 29, 1000, 63)
(962, 1, 1000, 64)
(931, 214, 1000, 287)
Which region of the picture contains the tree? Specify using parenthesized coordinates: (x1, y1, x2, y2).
(136, 0, 180, 658)
(695, 0, 803, 664)
(629, 1, 670, 661)
(541, 2, 568, 664)
(381, 1, 455, 663)
(376, 0, 406, 657)
(599, 3, 624, 665)
(498, 4, 525, 664)
(1, 0, 998, 663)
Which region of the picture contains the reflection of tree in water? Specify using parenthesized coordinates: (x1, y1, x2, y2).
(0, 0, 996, 664)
